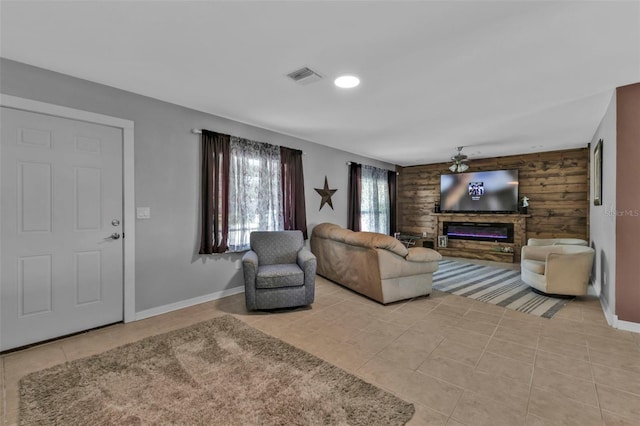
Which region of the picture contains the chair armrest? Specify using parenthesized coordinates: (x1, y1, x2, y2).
(242, 250, 259, 283)
(298, 248, 317, 281)
(545, 250, 594, 294)
(297, 248, 317, 271)
(298, 248, 317, 305)
(242, 250, 259, 310)
(521, 245, 565, 262)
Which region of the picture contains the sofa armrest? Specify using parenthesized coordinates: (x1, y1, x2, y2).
(406, 247, 442, 262)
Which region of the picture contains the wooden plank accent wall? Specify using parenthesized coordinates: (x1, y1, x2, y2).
(397, 148, 590, 245)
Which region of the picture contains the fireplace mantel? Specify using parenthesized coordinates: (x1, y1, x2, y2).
(433, 213, 529, 263)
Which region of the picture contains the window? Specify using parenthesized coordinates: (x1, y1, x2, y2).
(199, 130, 307, 255)
(360, 165, 390, 234)
(227, 137, 283, 252)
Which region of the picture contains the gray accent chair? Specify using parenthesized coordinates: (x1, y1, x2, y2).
(242, 230, 316, 310)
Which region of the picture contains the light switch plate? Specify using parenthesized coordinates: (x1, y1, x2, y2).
(136, 207, 151, 219)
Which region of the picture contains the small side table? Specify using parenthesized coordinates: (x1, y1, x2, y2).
(395, 234, 421, 248)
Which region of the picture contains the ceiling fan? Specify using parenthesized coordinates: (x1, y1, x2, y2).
(449, 146, 469, 173)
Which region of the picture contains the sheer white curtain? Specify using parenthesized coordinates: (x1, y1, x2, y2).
(228, 137, 283, 251)
(361, 165, 390, 234)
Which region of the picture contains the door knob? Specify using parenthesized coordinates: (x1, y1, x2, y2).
(108, 233, 121, 240)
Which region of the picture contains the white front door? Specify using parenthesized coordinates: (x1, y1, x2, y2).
(1, 107, 124, 351)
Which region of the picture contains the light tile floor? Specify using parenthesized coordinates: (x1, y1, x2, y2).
(2, 260, 639, 426)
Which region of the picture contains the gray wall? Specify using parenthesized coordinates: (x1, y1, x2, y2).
(589, 91, 616, 318)
(0, 58, 394, 313)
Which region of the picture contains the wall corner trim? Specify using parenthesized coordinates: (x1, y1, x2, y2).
(599, 295, 614, 327)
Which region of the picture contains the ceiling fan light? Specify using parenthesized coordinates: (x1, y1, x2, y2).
(449, 146, 470, 172)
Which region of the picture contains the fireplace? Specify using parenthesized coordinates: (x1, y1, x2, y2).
(443, 221, 514, 243)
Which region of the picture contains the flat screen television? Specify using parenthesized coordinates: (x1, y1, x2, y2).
(440, 169, 519, 213)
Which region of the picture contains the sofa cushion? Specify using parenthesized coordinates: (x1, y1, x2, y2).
(313, 223, 343, 239)
(522, 259, 545, 275)
(369, 233, 409, 257)
(406, 247, 442, 262)
(313, 223, 409, 257)
(343, 232, 409, 257)
(256, 264, 304, 289)
(328, 227, 353, 243)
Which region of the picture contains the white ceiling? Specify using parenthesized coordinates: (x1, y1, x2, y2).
(1, 1, 639, 166)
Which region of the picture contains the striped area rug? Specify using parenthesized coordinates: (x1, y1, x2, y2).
(432, 260, 572, 318)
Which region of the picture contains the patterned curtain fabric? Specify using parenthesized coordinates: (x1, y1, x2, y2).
(228, 137, 283, 252)
(388, 170, 397, 235)
(280, 147, 308, 239)
(361, 165, 390, 235)
(347, 162, 362, 231)
(199, 130, 230, 254)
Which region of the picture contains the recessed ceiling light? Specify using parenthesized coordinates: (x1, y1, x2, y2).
(334, 75, 360, 89)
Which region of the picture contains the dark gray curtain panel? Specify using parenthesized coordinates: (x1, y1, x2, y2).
(388, 170, 397, 235)
(347, 162, 362, 231)
(199, 130, 230, 254)
(280, 146, 308, 239)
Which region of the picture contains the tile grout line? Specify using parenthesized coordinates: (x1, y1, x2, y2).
(586, 328, 608, 424)
(445, 304, 501, 425)
(522, 320, 542, 424)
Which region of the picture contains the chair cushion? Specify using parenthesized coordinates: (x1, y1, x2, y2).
(256, 264, 304, 289)
(522, 259, 546, 275)
(250, 231, 303, 265)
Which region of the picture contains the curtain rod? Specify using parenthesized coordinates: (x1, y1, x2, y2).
(192, 128, 305, 154)
(347, 161, 398, 175)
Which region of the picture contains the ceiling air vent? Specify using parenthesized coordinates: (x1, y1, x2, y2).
(287, 67, 322, 85)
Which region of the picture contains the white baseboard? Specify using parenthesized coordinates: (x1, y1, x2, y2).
(613, 316, 640, 334)
(598, 295, 640, 333)
(599, 295, 615, 327)
(135, 286, 245, 321)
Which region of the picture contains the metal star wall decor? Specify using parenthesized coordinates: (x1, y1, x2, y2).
(314, 176, 337, 210)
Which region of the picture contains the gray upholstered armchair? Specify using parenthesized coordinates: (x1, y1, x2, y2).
(242, 230, 316, 310)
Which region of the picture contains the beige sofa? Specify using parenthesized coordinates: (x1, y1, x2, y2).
(310, 223, 441, 304)
(521, 244, 595, 296)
